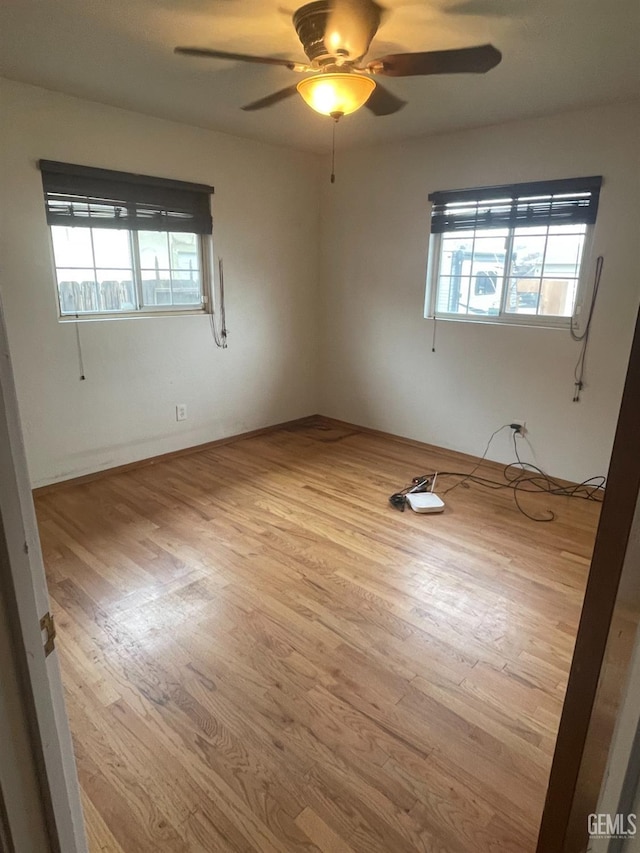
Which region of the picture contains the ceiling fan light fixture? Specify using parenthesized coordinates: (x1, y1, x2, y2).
(296, 73, 375, 117)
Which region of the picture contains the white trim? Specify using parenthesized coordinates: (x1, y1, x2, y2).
(424, 232, 441, 319)
(498, 229, 516, 316)
(130, 228, 144, 310)
(200, 233, 214, 310)
(49, 226, 213, 321)
(570, 224, 597, 336)
(424, 223, 595, 331)
(0, 295, 87, 853)
(58, 306, 208, 322)
(425, 313, 572, 330)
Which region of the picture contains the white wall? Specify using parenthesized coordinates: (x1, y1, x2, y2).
(319, 101, 640, 483)
(0, 79, 321, 487)
(1, 81, 638, 488)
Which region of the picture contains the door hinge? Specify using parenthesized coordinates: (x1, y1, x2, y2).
(40, 612, 56, 657)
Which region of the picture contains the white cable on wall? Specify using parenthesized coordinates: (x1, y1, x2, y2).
(207, 241, 228, 349)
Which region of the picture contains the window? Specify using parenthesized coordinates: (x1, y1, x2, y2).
(39, 160, 214, 319)
(425, 176, 602, 328)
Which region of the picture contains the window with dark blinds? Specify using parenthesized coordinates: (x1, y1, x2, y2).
(428, 176, 602, 234)
(39, 160, 214, 234)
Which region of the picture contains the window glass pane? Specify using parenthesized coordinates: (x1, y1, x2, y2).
(539, 279, 578, 316)
(169, 233, 200, 276)
(78, 280, 100, 313)
(119, 280, 136, 310)
(140, 270, 202, 308)
(505, 277, 541, 314)
(469, 237, 507, 280)
(438, 272, 504, 316)
(474, 271, 498, 296)
(511, 233, 546, 279)
(95, 271, 136, 312)
(56, 272, 89, 315)
(138, 231, 170, 270)
(56, 278, 101, 313)
(543, 234, 585, 279)
(439, 237, 473, 277)
(470, 237, 507, 271)
(51, 227, 93, 268)
(468, 274, 503, 315)
(436, 276, 470, 314)
(171, 271, 201, 305)
(92, 228, 132, 269)
(468, 234, 506, 315)
(141, 270, 172, 306)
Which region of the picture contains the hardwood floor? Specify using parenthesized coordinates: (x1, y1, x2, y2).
(34, 419, 600, 853)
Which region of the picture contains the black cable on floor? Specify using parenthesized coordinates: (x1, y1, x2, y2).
(389, 428, 605, 521)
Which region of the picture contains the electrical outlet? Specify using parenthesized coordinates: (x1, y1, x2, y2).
(176, 404, 187, 422)
(511, 420, 527, 435)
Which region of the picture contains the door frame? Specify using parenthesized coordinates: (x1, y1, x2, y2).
(536, 306, 640, 852)
(0, 296, 87, 853)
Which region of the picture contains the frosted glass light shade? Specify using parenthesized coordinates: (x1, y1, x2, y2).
(296, 73, 376, 117)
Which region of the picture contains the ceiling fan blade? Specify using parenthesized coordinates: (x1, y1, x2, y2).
(445, 0, 517, 17)
(324, 0, 384, 61)
(368, 44, 502, 77)
(365, 82, 407, 116)
(175, 47, 309, 72)
(241, 84, 300, 112)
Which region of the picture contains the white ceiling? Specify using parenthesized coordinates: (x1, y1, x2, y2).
(1, 0, 639, 152)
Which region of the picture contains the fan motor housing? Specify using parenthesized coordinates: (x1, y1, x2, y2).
(293, 1, 340, 67)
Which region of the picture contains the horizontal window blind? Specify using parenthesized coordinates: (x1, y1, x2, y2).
(428, 176, 602, 234)
(39, 160, 214, 234)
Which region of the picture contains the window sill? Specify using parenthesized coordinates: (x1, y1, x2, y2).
(425, 313, 577, 331)
(58, 308, 210, 323)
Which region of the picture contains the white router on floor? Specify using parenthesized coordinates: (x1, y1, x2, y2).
(404, 473, 445, 513)
(406, 492, 445, 513)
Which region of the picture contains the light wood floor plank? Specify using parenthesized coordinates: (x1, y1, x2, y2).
(35, 420, 600, 852)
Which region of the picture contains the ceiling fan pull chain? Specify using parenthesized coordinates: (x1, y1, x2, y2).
(331, 117, 337, 184)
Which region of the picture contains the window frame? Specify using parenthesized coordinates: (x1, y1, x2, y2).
(40, 159, 215, 322)
(48, 224, 213, 322)
(424, 177, 602, 331)
(424, 180, 599, 331)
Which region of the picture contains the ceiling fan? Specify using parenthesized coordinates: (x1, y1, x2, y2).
(175, 0, 502, 119)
